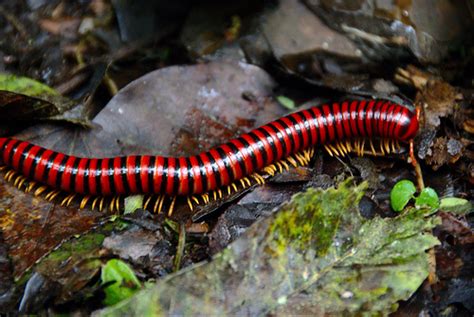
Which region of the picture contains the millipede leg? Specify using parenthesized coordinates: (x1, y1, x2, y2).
(168, 196, 177, 217)
(187, 197, 194, 211)
(280, 160, 290, 171)
(80, 196, 90, 209)
(263, 164, 276, 176)
(144, 196, 152, 210)
(26, 181, 37, 193)
(99, 197, 105, 211)
(338, 142, 348, 156)
(287, 156, 298, 167)
(5, 170, 15, 182)
(109, 196, 120, 212)
(61, 194, 75, 206)
(369, 140, 377, 156)
(153, 195, 165, 213)
(251, 173, 265, 185)
(201, 193, 209, 204)
(384, 139, 391, 154)
(330, 144, 341, 156)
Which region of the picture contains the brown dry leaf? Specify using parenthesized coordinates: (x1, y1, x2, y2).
(426, 137, 465, 170)
(416, 80, 461, 129)
(1, 61, 284, 280)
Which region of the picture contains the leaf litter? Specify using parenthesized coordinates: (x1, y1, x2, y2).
(98, 180, 440, 316)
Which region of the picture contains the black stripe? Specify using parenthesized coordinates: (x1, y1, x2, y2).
(120, 157, 131, 194)
(287, 115, 305, 150)
(186, 157, 194, 194)
(295, 112, 313, 147)
(44, 152, 59, 182)
(258, 128, 278, 161)
(107, 159, 116, 195)
(196, 155, 207, 193)
(266, 123, 288, 158)
(331, 103, 343, 140)
(308, 108, 321, 146)
(372, 101, 380, 136)
(69, 157, 80, 193)
(17, 143, 34, 173)
(83, 159, 91, 194)
(320, 105, 332, 143)
(54, 154, 69, 188)
(147, 156, 156, 194)
(6, 139, 20, 166)
(238, 137, 258, 173)
(358, 101, 367, 137)
(94, 159, 102, 195)
(29, 148, 46, 179)
(173, 158, 180, 195)
(226, 142, 247, 175)
(216, 147, 234, 182)
(205, 152, 221, 188)
(390, 107, 403, 137)
(350, 101, 360, 137)
(134, 156, 142, 193)
(397, 110, 411, 138)
(160, 158, 168, 194)
(275, 119, 296, 153)
(248, 132, 268, 166)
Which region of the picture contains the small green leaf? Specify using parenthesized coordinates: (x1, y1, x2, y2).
(439, 197, 473, 215)
(415, 187, 439, 210)
(101, 259, 142, 306)
(276, 96, 295, 110)
(0, 74, 58, 97)
(124, 195, 144, 214)
(390, 180, 416, 212)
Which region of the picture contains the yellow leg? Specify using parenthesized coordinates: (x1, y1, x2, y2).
(80, 196, 91, 209)
(99, 197, 105, 211)
(26, 181, 37, 193)
(92, 197, 100, 210)
(66, 194, 76, 207)
(168, 196, 177, 217)
(144, 196, 152, 210)
(187, 197, 194, 211)
(369, 140, 376, 156)
(287, 156, 298, 167)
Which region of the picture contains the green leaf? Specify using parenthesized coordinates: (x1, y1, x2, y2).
(124, 195, 144, 214)
(98, 180, 440, 316)
(276, 95, 295, 110)
(390, 180, 416, 212)
(415, 187, 439, 210)
(439, 197, 473, 215)
(101, 259, 142, 306)
(0, 74, 58, 97)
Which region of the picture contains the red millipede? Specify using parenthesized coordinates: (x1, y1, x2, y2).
(0, 99, 419, 213)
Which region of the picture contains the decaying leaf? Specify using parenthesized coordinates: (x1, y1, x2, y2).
(97, 180, 440, 316)
(0, 74, 90, 126)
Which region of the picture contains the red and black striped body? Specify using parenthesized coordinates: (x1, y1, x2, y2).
(0, 99, 418, 197)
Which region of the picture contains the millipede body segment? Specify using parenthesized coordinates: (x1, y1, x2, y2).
(0, 99, 418, 203)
